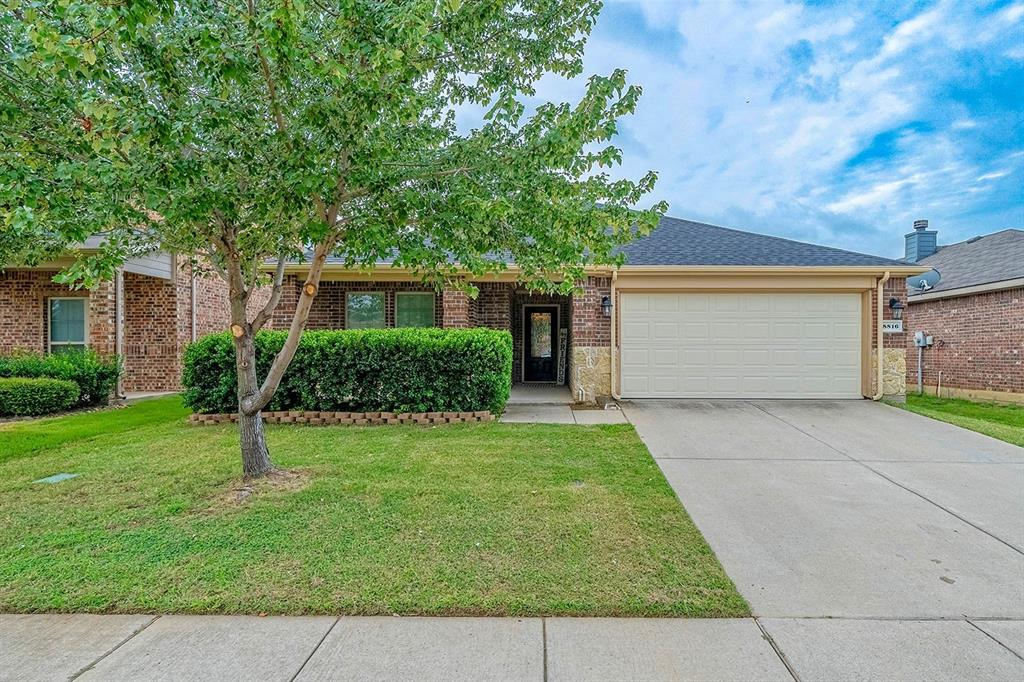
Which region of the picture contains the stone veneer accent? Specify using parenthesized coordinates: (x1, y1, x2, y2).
(868, 276, 909, 399)
(569, 277, 612, 402)
(570, 346, 611, 402)
(872, 348, 908, 400)
(189, 409, 494, 426)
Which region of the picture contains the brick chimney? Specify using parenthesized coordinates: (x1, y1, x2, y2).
(904, 219, 937, 262)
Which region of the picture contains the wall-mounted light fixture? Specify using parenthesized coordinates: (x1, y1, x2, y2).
(888, 297, 904, 320)
(601, 295, 613, 318)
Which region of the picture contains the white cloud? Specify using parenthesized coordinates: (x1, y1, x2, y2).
(999, 2, 1024, 24)
(559, 0, 1023, 254)
(455, 1, 1023, 256)
(976, 170, 1011, 182)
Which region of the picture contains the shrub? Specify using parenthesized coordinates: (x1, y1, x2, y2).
(182, 328, 513, 415)
(0, 377, 80, 417)
(0, 350, 120, 407)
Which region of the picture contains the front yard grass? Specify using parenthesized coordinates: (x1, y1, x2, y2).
(0, 396, 746, 617)
(900, 394, 1024, 446)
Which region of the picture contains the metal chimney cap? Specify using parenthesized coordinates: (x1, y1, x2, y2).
(913, 219, 929, 230)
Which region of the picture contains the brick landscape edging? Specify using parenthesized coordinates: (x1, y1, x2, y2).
(188, 410, 495, 426)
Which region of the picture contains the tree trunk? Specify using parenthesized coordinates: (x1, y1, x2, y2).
(234, 332, 274, 479)
(239, 408, 273, 478)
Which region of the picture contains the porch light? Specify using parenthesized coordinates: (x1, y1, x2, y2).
(888, 298, 904, 320)
(601, 296, 613, 317)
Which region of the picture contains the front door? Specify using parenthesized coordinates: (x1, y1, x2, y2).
(524, 306, 558, 382)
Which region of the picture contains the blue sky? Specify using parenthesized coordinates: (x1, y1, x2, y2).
(474, 1, 1024, 259)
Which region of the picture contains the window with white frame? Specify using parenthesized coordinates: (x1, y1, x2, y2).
(395, 292, 435, 328)
(48, 298, 87, 353)
(345, 292, 386, 329)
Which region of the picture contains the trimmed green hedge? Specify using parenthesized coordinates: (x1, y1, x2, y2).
(182, 328, 513, 415)
(0, 350, 120, 407)
(0, 377, 80, 416)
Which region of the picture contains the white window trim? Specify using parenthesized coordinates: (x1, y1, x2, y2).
(395, 291, 436, 328)
(47, 297, 89, 353)
(345, 291, 386, 329)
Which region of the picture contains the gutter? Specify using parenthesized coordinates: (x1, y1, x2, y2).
(610, 269, 621, 401)
(872, 270, 891, 401)
(265, 261, 928, 278)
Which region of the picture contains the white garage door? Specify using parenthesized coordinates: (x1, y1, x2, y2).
(619, 293, 862, 399)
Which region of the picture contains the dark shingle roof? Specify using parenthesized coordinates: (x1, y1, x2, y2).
(302, 215, 907, 268)
(617, 216, 907, 267)
(909, 229, 1024, 296)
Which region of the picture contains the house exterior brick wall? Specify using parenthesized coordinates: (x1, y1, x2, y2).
(906, 286, 1024, 401)
(0, 262, 247, 393)
(472, 282, 513, 330)
(441, 288, 470, 328)
(0, 270, 115, 356)
(571, 277, 612, 401)
(270, 276, 443, 329)
(122, 271, 181, 392)
(870, 276, 909, 398)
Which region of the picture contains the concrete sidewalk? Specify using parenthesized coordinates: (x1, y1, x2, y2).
(4, 613, 1023, 681)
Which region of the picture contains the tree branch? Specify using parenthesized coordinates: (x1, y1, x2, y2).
(242, 232, 340, 413)
(247, 0, 288, 137)
(249, 251, 287, 331)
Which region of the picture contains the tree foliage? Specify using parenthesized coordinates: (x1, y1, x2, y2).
(1, 0, 665, 475)
(3, 0, 664, 287)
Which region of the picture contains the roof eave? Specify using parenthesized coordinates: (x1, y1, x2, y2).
(267, 262, 927, 277)
(616, 264, 929, 276)
(907, 277, 1024, 303)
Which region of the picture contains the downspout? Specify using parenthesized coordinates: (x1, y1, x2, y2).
(872, 270, 891, 401)
(115, 267, 125, 399)
(610, 269, 621, 401)
(190, 261, 197, 342)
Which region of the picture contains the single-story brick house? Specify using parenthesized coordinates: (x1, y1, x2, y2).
(267, 216, 923, 402)
(0, 216, 924, 401)
(0, 237, 242, 394)
(904, 221, 1023, 403)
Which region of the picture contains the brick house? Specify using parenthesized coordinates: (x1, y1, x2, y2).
(904, 221, 1024, 403)
(1, 216, 922, 400)
(0, 244, 239, 394)
(268, 216, 921, 402)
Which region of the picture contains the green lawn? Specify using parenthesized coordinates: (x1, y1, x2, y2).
(0, 396, 746, 617)
(900, 394, 1024, 446)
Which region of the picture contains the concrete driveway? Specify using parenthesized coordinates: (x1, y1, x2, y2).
(622, 399, 1024, 678)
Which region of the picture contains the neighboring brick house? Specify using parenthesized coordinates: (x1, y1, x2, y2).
(903, 221, 1024, 403)
(1, 216, 922, 400)
(0, 250, 238, 394)
(269, 216, 921, 402)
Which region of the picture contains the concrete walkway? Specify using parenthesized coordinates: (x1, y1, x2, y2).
(500, 404, 629, 424)
(4, 612, 1023, 681)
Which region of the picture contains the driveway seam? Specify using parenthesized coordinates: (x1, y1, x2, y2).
(750, 402, 1024, 556)
(753, 617, 801, 682)
(966, 619, 1024, 663)
(69, 614, 160, 680)
(289, 616, 340, 682)
(541, 617, 549, 682)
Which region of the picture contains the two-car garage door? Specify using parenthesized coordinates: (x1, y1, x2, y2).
(619, 293, 862, 399)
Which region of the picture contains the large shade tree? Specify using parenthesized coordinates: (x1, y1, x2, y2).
(1, 0, 665, 477)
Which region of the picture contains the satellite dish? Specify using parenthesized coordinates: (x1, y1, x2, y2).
(911, 268, 941, 291)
